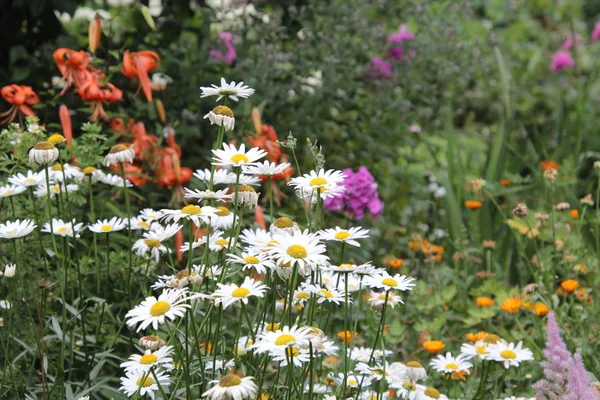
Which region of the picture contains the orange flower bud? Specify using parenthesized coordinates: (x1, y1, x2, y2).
(422, 340, 445, 354)
(476, 297, 494, 307)
(465, 200, 482, 210)
(155, 99, 166, 123)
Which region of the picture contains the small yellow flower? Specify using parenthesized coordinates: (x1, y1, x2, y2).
(500, 297, 522, 313)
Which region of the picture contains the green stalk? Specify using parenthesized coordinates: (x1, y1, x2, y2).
(119, 162, 134, 311)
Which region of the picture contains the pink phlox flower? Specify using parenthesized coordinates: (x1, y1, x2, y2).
(388, 23, 415, 43)
(550, 50, 574, 72)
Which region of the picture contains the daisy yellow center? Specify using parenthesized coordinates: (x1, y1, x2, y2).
(58, 227, 68, 233)
(274, 217, 294, 228)
(500, 350, 517, 359)
(83, 167, 97, 175)
(231, 154, 249, 164)
(48, 134, 65, 144)
(239, 185, 255, 192)
(216, 206, 230, 216)
(309, 177, 327, 186)
(445, 363, 459, 370)
(347, 378, 357, 386)
(319, 289, 333, 298)
(215, 239, 229, 246)
(219, 374, 242, 387)
(286, 347, 300, 357)
(275, 334, 296, 346)
(267, 240, 279, 247)
(8, 230, 15, 235)
(33, 141, 55, 150)
(150, 301, 171, 317)
(51, 163, 63, 171)
(135, 377, 154, 387)
(407, 361, 423, 368)
(296, 292, 310, 299)
(27, 178, 35, 183)
(138, 221, 150, 228)
(4, 189, 13, 195)
(339, 263, 352, 269)
(403, 382, 416, 391)
(139, 354, 158, 364)
(101, 225, 113, 232)
(232, 288, 250, 298)
(334, 231, 351, 240)
(381, 277, 398, 287)
(213, 105, 234, 117)
(476, 346, 487, 354)
(243, 256, 260, 264)
(266, 323, 279, 332)
(181, 205, 201, 215)
(424, 388, 440, 399)
(52, 185, 60, 192)
(110, 144, 129, 153)
(145, 239, 161, 248)
(287, 245, 307, 259)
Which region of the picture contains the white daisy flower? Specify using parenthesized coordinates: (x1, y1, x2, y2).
(151, 268, 204, 290)
(238, 174, 261, 186)
(3, 264, 16, 278)
(359, 390, 390, 400)
(288, 169, 347, 200)
(208, 231, 237, 252)
(0, 219, 37, 239)
(79, 166, 107, 183)
(348, 347, 393, 363)
(133, 233, 170, 262)
(100, 173, 133, 187)
(240, 228, 273, 252)
(193, 168, 236, 185)
(160, 205, 217, 227)
(487, 340, 534, 369)
(125, 288, 199, 332)
(34, 183, 79, 198)
(41, 218, 85, 238)
(88, 217, 127, 234)
(103, 144, 135, 167)
(212, 143, 267, 168)
(460, 340, 491, 360)
(405, 361, 427, 382)
(140, 208, 164, 222)
(29, 141, 59, 165)
(196, 264, 224, 281)
(271, 345, 311, 367)
(46, 163, 83, 182)
(212, 206, 237, 230)
(313, 337, 339, 356)
(184, 188, 231, 203)
(8, 170, 45, 187)
(0, 184, 27, 198)
(227, 252, 275, 274)
(204, 105, 235, 131)
(318, 226, 370, 247)
(334, 373, 372, 389)
(418, 387, 449, 400)
(307, 284, 347, 305)
(119, 368, 170, 399)
(120, 346, 174, 372)
(202, 374, 257, 400)
(0, 300, 12, 309)
(150, 223, 182, 241)
(242, 161, 291, 176)
(203, 358, 235, 372)
(200, 77, 255, 102)
(355, 361, 407, 384)
(252, 325, 313, 355)
(269, 217, 301, 236)
(388, 381, 426, 400)
(365, 273, 416, 292)
(212, 277, 268, 309)
(128, 216, 151, 230)
(269, 230, 329, 273)
(367, 290, 404, 309)
(232, 185, 259, 208)
(430, 352, 473, 375)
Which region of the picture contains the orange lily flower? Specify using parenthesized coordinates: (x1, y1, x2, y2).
(163, 127, 182, 158)
(254, 205, 266, 230)
(109, 162, 148, 186)
(78, 78, 122, 121)
(1, 85, 39, 125)
(53, 48, 92, 95)
(131, 122, 158, 162)
(121, 50, 161, 102)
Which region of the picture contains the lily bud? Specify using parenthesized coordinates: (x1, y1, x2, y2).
(59, 105, 72, 146)
(155, 99, 166, 123)
(251, 107, 262, 135)
(88, 13, 102, 54)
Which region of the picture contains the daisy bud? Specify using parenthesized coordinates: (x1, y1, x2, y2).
(554, 202, 570, 211)
(3, 264, 16, 278)
(512, 203, 528, 218)
(204, 105, 235, 131)
(233, 185, 259, 208)
(139, 335, 165, 350)
(29, 141, 59, 165)
(406, 361, 427, 381)
(104, 144, 135, 167)
(269, 217, 300, 236)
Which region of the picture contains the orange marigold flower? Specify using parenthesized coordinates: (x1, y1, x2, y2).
(422, 340, 445, 354)
(475, 297, 493, 307)
(574, 288, 592, 304)
(570, 210, 579, 219)
(450, 370, 469, 381)
(408, 241, 420, 251)
(561, 279, 579, 293)
(500, 179, 511, 187)
(389, 258, 404, 269)
(465, 200, 482, 210)
(337, 330, 358, 343)
(432, 255, 442, 262)
(532, 302, 550, 317)
(466, 332, 488, 342)
(540, 161, 559, 171)
(500, 297, 522, 313)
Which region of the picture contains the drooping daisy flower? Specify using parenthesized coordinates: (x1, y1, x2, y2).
(227, 252, 275, 274)
(103, 144, 135, 167)
(232, 185, 259, 208)
(365, 273, 416, 292)
(319, 226, 370, 247)
(355, 361, 407, 384)
(125, 288, 199, 332)
(29, 141, 59, 165)
(160, 205, 217, 226)
(202, 374, 257, 400)
(41, 219, 85, 238)
(212, 206, 236, 230)
(212, 143, 267, 168)
(0, 184, 27, 198)
(430, 352, 473, 375)
(2, 264, 16, 278)
(242, 161, 292, 176)
(88, 217, 127, 234)
(46, 163, 83, 182)
(132, 233, 170, 262)
(0, 300, 11, 309)
(139, 208, 164, 222)
(460, 340, 491, 360)
(139, 335, 166, 351)
(288, 169, 347, 200)
(252, 325, 313, 355)
(128, 216, 151, 230)
(80, 166, 107, 183)
(348, 347, 393, 363)
(99, 173, 133, 187)
(269, 217, 301, 236)
(120, 346, 174, 372)
(212, 277, 268, 309)
(152, 269, 204, 290)
(388, 381, 426, 400)
(307, 284, 347, 305)
(119, 368, 171, 399)
(368, 290, 404, 309)
(488, 340, 534, 369)
(184, 188, 231, 204)
(200, 78, 255, 102)
(405, 361, 427, 382)
(34, 182, 79, 198)
(334, 373, 372, 389)
(204, 105, 235, 131)
(269, 230, 329, 273)
(8, 170, 45, 187)
(419, 387, 449, 400)
(0, 219, 37, 239)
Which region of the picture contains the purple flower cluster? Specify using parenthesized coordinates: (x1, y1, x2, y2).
(209, 32, 236, 66)
(367, 23, 415, 81)
(323, 166, 383, 220)
(533, 312, 600, 400)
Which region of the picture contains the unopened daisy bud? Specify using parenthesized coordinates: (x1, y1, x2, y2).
(29, 141, 59, 165)
(103, 144, 135, 167)
(269, 217, 300, 236)
(580, 194, 594, 206)
(47, 133, 66, 145)
(406, 361, 427, 381)
(139, 335, 165, 350)
(204, 105, 235, 131)
(233, 185, 259, 208)
(512, 203, 528, 218)
(3, 264, 16, 278)
(555, 202, 570, 211)
(169, 270, 191, 288)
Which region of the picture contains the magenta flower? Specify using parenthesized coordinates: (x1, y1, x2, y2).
(387, 46, 404, 62)
(592, 22, 600, 42)
(550, 50, 574, 72)
(210, 32, 237, 66)
(562, 33, 581, 51)
(323, 166, 383, 220)
(367, 57, 393, 80)
(388, 23, 415, 43)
